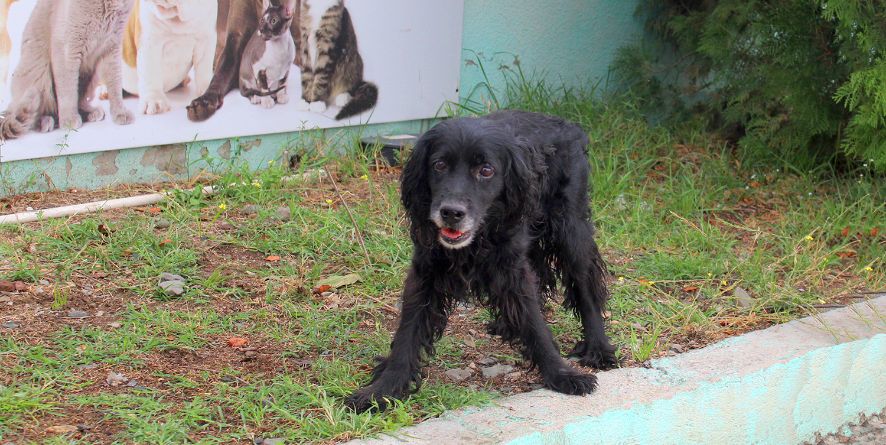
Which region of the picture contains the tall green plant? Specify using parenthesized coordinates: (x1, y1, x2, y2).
(615, 0, 886, 172)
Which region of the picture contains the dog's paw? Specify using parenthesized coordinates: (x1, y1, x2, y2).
(345, 386, 393, 413)
(569, 340, 619, 370)
(544, 369, 598, 396)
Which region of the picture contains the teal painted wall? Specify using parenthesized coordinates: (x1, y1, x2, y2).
(0, 0, 644, 196)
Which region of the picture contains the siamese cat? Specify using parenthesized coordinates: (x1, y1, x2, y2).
(121, 0, 218, 115)
(239, 0, 296, 109)
(297, 0, 377, 120)
(0, 0, 135, 140)
(187, 0, 299, 122)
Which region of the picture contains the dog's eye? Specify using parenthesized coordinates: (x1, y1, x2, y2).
(478, 164, 495, 178)
(433, 161, 447, 172)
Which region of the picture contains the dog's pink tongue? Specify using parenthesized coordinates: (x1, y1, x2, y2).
(441, 228, 463, 239)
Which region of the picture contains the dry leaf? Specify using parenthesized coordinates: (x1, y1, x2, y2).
(159, 238, 173, 247)
(312, 284, 332, 294)
(148, 207, 162, 215)
(0, 281, 15, 292)
(46, 425, 79, 434)
(682, 285, 699, 292)
(841, 226, 850, 237)
(227, 337, 249, 348)
(265, 255, 281, 262)
(315, 273, 362, 289)
(837, 251, 856, 259)
(871, 227, 880, 237)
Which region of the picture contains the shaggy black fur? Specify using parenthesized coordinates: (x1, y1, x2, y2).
(345, 110, 618, 412)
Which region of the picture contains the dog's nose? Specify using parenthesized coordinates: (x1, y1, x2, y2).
(440, 205, 466, 225)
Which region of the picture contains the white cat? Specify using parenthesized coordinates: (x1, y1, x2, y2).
(121, 0, 217, 115)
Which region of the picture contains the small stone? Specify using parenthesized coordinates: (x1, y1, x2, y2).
(159, 281, 185, 297)
(66, 309, 89, 319)
(320, 291, 333, 298)
(261, 438, 285, 445)
(159, 273, 185, 283)
(1, 321, 20, 329)
(109, 322, 122, 328)
(95, 311, 104, 317)
(505, 371, 523, 380)
(481, 364, 514, 379)
(733, 286, 754, 309)
(670, 344, 685, 354)
(242, 204, 260, 215)
(444, 368, 473, 382)
(218, 221, 235, 231)
(463, 337, 476, 348)
(46, 424, 78, 434)
(105, 371, 128, 387)
(477, 356, 497, 367)
(77, 363, 99, 370)
(39, 279, 50, 285)
(275, 207, 292, 221)
(153, 218, 171, 229)
(242, 350, 258, 361)
(126, 379, 139, 387)
(25, 206, 34, 211)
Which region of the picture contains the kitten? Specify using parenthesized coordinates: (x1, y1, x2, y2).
(121, 0, 218, 115)
(297, 0, 377, 120)
(188, 0, 299, 122)
(0, 0, 135, 140)
(239, 0, 296, 109)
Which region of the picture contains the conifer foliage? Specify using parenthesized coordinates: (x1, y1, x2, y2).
(616, 0, 886, 171)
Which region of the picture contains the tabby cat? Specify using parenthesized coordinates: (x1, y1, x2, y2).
(298, 0, 377, 120)
(0, 0, 135, 140)
(239, 0, 296, 109)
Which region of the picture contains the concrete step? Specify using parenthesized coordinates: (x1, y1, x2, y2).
(346, 296, 886, 445)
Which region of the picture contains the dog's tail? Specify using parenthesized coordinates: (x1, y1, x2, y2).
(335, 80, 378, 120)
(0, 88, 41, 141)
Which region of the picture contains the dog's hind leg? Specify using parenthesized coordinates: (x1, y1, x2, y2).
(490, 260, 598, 396)
(345, 267, 452, 412)
(556, 219, 619, 369)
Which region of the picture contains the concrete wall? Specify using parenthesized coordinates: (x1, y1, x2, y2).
(0, 0, 644, 196)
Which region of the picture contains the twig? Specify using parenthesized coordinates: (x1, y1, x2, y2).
(323, 166, 371, 267)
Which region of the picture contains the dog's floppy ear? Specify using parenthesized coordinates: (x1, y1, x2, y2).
(501, 136, 540, 224)
(400, 128, 438, 247)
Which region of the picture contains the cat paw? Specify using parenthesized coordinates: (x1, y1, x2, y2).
(334, 93, 351, 108)
(187, 91, 223, 122)
(112, 108, 135, 125)
(83, 107, 105, 123)
(275, 91, 289, 105)
(250, 95, 262, 105)
(308, 101, 327, 113)
(39, 116, 56, 133)
(141, 97, 170, 115)
(59, 114, 83, 131)
(296, 99, 311, 111)
(260, 96, 275, 109)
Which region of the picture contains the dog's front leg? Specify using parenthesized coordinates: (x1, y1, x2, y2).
(346, 267, 450, 412)
(491, 260, 598, 396)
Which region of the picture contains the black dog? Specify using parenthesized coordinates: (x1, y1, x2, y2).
(346, 110, 617, 411)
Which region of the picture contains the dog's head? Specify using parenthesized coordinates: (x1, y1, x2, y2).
(400, 118, 538, 250)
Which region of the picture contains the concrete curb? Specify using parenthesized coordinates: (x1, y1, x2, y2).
(347, 296, 886, 445)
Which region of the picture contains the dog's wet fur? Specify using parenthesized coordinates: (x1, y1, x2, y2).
(346, 110, 618, 411)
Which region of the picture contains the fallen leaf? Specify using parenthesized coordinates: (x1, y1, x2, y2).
(265, 255, 281, 262)
(315, 273, 362, 289)
(841, 226, 850, 237)
(97, 224, 112, 237)
(227, 337, 249, 348)
(836, 251, 856, 259)
(148, 207, 162, 215)
(871, 227, 880, 237)
(93, 271, 108, 278)
(749, 181, 761, 188)
(0, 281, 16, 292)
(46, 425, 79, 435)
(159, 238, 173, 247)
(312, 284, 332, 294)
(682, 285, 699, 293)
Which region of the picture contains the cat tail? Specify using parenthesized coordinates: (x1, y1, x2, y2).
(335, 81, 378, 120)
(0, 89, 41, 141)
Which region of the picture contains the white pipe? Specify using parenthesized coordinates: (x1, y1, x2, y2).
(0, 185, 215, 225)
